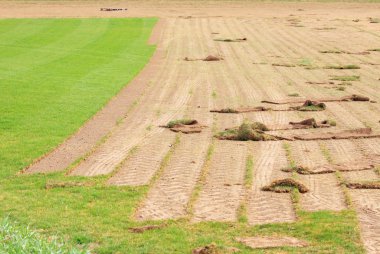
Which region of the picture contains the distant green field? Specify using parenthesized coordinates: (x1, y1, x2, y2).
(0, 18, 365, 254)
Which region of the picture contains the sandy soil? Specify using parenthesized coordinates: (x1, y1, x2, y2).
(247, 142, 296, 225)
(11, 1, 380, 251)
(290, 141, 346, 211)
(192, 140, 247, 222)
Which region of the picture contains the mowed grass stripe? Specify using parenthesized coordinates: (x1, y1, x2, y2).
(0, 18, 157, 178)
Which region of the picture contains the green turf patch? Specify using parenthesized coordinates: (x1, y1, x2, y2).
(0, 18, 156, 178)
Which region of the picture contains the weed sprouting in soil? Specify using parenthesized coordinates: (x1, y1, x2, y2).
(288, 93, 300, 97)
(298, 58, 313, 67)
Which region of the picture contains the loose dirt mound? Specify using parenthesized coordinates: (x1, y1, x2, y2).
(261, 178, 309, 193)
(236, 236, 308, 249)
(203, 55, 223, 61)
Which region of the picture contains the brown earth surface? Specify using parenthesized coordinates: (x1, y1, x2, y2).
(10, 1, 380, 252)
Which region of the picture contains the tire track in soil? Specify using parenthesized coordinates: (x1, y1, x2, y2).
(106, 18, 205, 185)
(106, 130, 176, 186)
(324, 138, 380, 254)
(290, 141, 346, 212)
(249, 19, 375, 131)
(247, 142, 296, 225)
(350, 190, 380, 254)
(69, 18, 195, 176)
(240, 19, 339, 129)
(135, 99, 212, 221)
(192, 140, 247, 222)
(135, 17, 214, 220)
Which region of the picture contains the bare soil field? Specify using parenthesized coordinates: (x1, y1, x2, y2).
(6, 0, 380, 253)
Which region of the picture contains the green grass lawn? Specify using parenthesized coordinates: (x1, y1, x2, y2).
(0, 18, 365, 253)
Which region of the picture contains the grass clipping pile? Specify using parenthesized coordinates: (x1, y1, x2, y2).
(216, 122, 279, 141)
(261, 178, 309, 193)
(162, 119, 207, 134)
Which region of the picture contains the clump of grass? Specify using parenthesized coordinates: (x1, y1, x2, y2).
(324, 65, 360, 70)
(261, 178, 309, 193)
(298, 58, 313, 67)
(336, 87, 346, 91)
(288, 93, 300, 97)
(166, 119, 197, 128)
(327, 119, 337, 126)
(331, 75, 360, 82)
(0, 218, 86, 254)
(250, 122, 269, 131)
(295, 101, 326, 111)
(216, 121, 274, 141)
(368, 48, 380, 52)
